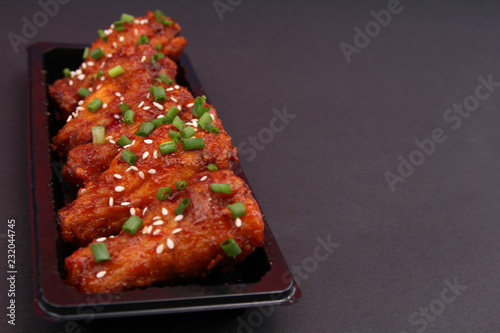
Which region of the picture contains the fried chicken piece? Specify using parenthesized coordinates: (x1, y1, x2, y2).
(49, 11, 187, 119)
(65, 170, 264, 293)
(58, 122, 238, 247)
(52, 43, 181, 156)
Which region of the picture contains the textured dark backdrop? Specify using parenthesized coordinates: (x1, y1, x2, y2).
(2, 0, 500, 332)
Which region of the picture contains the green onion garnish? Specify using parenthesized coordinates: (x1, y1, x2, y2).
(174, 198, 190, 215)
(122, 110, 135, 124)
(153, 86, 167, 103)
(159, 141, 177, 155)
(168, 130, 180, 143)
(113, 20, 125, 31)
(207, 164, 218, 171)
(151, 56, 157, 68)
(227, 202, 246, 218)
(176, 180, 187, 190)
(191, 96, 210, 117)
(108, 65, 125, 77)
(159, 73, 174, 85)
(121, 149, 137, 165)
(180, 126, 196, 139)
(149, 86, 156, 94)
(122, 216, 143, 235)
(93, 69, 104, 81)
(181, 137, 205, 150)
(154, 9, 173, 26)
(87, 98, 103, 112)
(135, 122, 154, 137)
(83, 47, 89, 59)
(77, 87, 91, 98)
(151, 118, 163, 128)
(154, 52, 164, 60)
(220, 238, 242, 257)
(119, 102, 130, 114)
(97, 29, 107, 41)
(163, 107, 180, 124)
(156, 187, 172, 200)
(136, 34, 149, 45)
(155, 43, 162, 51)
(172, 116, 185, 130)
(117, 135, 131, 147)
(63, 68, 71, 78)
(210, 183, 232, 194)
(90, 47, 105, 61)
(121, 13, 135, 23)
(90, 243, 111, 263)
(198, 112, 212, 130)
(92, 126, 105, 144)
(205, 123, 220, 134)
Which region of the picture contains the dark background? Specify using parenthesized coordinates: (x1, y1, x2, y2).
(2, 0, 500, 332)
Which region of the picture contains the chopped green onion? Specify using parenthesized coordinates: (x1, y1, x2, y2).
(159, 73, 174, 85)
(168, 130, 180, 143)
(82, 47, 89, 59)
(77, 87, 91, 98)
(97, 29, 107, 41)
(122, 110, 135, 124)
(122, 216, 143, 235)
(153, 86, 167, 103)
(155, 43, 162, 51)
(151, 118, 163, 128)
(90, 243, 111, 263)
(220, 238, 242, 257)
(210, 183, 232, 194)
(87, 98, 103, 112)
(119, 102, 130, 114)
(180, 126, 196, 139)
(181, 137, 205, 150)
(154, 52, 164, 60)
(205, 123, 220, 134)
(90, 47, 105, 60)
(117, 135, 131, 147)
(92, 126, 105, 144)
(154, 9, 173, 26)
(156, 187, 172, 200)
(113, 20, 125, 31)
(121, 149, 137, 165)
(136, 34, 149, 45)
(198, 112, 212, 130)
(172, 116, 185, 130)
(151, 56, 157, 68)
(121, 13, 135, 23)
(191, 96, 211, 117)
(227, 202, 246, 218)
(159, 141, 177, 154)
(135, 122, 154, 137)
(108, 65, 125, 77)
(207, 164, 218, 171)
(174, 198, 190, 215)
(176, 180, 187, 190)
(93, 69, 104, 81)
(163, 107, 180, 124)
(149, 85, 156, 94)
(63, 68, 71, 78)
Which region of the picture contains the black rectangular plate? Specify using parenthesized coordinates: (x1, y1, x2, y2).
(27, 42, 300, 320)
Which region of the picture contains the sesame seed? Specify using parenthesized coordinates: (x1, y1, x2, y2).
(200, 176, 207, 181)
(174, 85, 180, 89)
(210, 114, 215, 120)
(177, 105, 182, 110)
(96, 271, 107, 278)
(130, 208, 136, 215)
(143, 106, 150, 110)
(96, 237, 107, 242)
(114, 114, 120, 119)
(97, 84, 102, 90)
(153, 229, 161, 235)
(144, 139, 153, 144)
(142, 152, 149, 159)
(80, 189, 86, 194)
(104, 29, 112, 35)
(69, 80, 73, 86)
(138, 101, 144, 108)
(76, 106, 84, 111)
(82, 63, 87, 69)
(113, 42, 117, 48)
(128, 166, 139, 172)
(153, 220, 164, 226)
(147, 225, 153, 234)
(115, 186, 125, 192)
(88, 87, 93, 92)
(153, 216, 162, 220)
(75, 69, 82, 75)
(162, 208, 168, 216)
(115, 92, 121, 97)
(103, 103, 108, 109)
(153, 102, 164, 110)
(134, 29, 138, 36)
(166, 87, 174, 91)
(109, 197, 114, 206)
(78, 100, 84, 106)
(167, 238, 174, 249)
(119, 36, 124, 42)
(171, 97, 178, 103)
(141, 55, 146, 63)
(153, 150, 158, 159)
(106, 136, 113, 140)
(123, 144, 131, 149)
(120, 97, 124, 101)
(77, 74, 85, 80)
(157, 115, 164, 119)
(121, 202, 131, 206)
(87, 61, 94, 66)
(235, 218, 242, 227)
(114, 174, 122, 179)
(174, 215, 183, 221)
(67, 115, 72, 122)
(143, 207, 148, 215)
(100, 76, 105, 81)
(172, 228, 182, 234)
(138, 171, 145, 179)
(142, 227, 148, 234)
(101, 62, 106, 69)
(156, 244, 164, 254)
(132, 140, 136, 145)
(109, 140, 116, 144)
(148, 169, 156, 174)
(187, 103, 194, 108)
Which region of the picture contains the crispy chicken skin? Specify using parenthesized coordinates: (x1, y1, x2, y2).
(65, 170, 264, 293)
(49, 11, 187, 118)
(58, 122, 238, 247)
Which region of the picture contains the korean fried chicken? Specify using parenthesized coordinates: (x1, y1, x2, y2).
(65, 170, 264, 293)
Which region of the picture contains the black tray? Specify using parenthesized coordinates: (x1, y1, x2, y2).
(27, 42, 300, 320)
